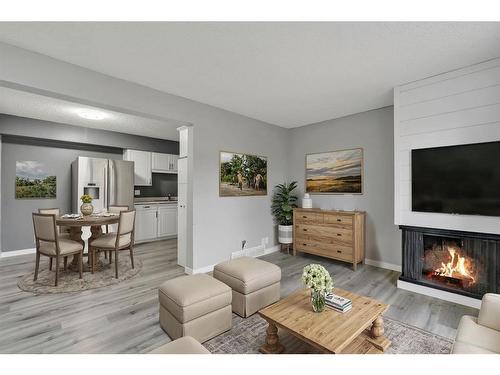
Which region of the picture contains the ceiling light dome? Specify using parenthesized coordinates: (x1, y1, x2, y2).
(75, 108, 107, 120)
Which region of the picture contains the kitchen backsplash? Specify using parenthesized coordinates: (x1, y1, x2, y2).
(134, 173, 177, 197)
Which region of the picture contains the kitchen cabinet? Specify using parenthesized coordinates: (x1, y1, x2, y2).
(152, 152, 178, 173)
(135, 204, 158, 242)
(134, 203, 178, 243)
(158, 205, 178, 237)
(123, 150, 152, 186)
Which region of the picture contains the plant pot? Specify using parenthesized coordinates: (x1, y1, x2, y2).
(80, 203, 94, 216)
(278, 225, 293, 244)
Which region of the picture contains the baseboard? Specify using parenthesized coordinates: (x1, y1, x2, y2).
(1, 248, 36, 258)
(397, 279, 481, 309)
(364, 258, 402, 272)
(187, 245, 281, 275)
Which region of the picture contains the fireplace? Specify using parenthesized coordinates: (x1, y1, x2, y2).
(400, 226, 499, 300)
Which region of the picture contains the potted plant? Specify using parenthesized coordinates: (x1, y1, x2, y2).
(271, 181, 298, 245)
(80, 194, 94, 216)
(302, 264, 333, 312)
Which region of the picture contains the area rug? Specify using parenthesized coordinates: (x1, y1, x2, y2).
(203, 314, 453, 354)
(18, 257, 142, 294)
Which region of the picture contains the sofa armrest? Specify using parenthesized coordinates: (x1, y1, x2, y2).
(478, 293, 500, 332)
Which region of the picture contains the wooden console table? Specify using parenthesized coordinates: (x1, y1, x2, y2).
(293, 208, 365, 270)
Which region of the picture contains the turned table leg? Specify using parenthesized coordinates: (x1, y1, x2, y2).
(259, 320, 284, 354)
(371, 315, 384, 338)
(70, 226, 84, 271)
(367, 315, 391, 352)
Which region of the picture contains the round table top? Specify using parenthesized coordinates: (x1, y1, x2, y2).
(56, 214, 120, 227)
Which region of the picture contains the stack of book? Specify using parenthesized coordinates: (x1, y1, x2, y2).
(325, 293, 352, 313)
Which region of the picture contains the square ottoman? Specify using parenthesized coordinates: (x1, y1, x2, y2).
(158, 274, 232, 343)
(213, 256, 281, 317)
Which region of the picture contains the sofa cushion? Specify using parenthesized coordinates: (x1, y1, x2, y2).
(452, 341, 497, 354)
(39, 239, 83, 256)
(478, 293, 500, 332)
(213, 256, 281, 295)
(90, 233, 131, 249)
(454, 315, 500, 354)
(159, 274, 232, 323)
(149, 336, 210, 354)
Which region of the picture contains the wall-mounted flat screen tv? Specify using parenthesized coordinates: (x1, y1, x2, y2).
(412, 141, 500, 217)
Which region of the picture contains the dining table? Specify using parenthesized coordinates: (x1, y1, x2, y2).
(56, 214, 120, 272)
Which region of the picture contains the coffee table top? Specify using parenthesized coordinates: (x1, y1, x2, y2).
(259, 288, 389, 353)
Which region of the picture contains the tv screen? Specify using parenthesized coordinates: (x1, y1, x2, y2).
(411, 141, 500, 216)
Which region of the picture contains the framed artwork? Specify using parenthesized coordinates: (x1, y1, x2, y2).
(219, 151, 267, 197)
(15, 161, 56, 199)
(305, 148, 363, 194)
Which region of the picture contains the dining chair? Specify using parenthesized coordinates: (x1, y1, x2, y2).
(38, 208, 72, 271)
(104, 205, 129, 261)
(89, 210, 136, 278)
(32, 213, 84, 286)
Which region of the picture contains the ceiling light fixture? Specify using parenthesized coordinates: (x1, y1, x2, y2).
(75, 108, 108, 120)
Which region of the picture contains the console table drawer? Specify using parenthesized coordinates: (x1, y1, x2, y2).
(295, 242, 353, 261)
(324, 214, 353, 226)
(295, 212, 324, 224)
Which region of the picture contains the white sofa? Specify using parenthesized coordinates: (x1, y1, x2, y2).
(452, 293, 500, 354)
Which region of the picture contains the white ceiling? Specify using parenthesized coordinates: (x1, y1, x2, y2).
(0, 22, 499, 127)
(0, 87, 186, 140)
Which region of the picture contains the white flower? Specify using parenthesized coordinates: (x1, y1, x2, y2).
(301, 264, 333, 293)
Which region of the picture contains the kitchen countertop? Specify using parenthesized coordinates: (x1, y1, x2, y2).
(134, 197, 178, 205)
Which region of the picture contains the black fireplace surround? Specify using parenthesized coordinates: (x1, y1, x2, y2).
(400, 226, 500, 300)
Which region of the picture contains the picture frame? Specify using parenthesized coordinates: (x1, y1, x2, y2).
(305, 148, 363, 194)
(219, 151, 268, 197)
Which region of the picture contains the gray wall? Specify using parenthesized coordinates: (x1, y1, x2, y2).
(1, 140, 121, 251)
(288, 106, 401, 266)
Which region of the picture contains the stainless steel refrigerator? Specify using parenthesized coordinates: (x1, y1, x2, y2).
(71, 156, 134, 213)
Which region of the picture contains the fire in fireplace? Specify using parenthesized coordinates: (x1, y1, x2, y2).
(422, 236, 477, 290)
(400, 226, 498, 300)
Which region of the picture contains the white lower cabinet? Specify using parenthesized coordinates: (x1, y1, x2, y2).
(135, 203, 177, 243)
(158, 205, 178, 237)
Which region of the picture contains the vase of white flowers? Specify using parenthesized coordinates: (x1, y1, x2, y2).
(301, 264, 333, 313)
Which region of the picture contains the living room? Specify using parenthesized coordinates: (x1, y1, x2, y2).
(1, 1, 499, 374)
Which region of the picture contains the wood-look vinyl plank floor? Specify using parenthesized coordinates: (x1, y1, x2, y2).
(0, 239, 478, 353)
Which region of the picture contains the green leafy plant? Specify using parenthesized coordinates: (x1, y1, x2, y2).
(271, 181, 298, 225)
(80, 194, 93, 204)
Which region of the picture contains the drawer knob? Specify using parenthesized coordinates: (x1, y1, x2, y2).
(302, 216, 307, 218)
(303, 243, 307, 246)
(336, 218, 341, 222)
(337, 250, 342, 254)
(337, 233, 342, 236)
(303, 229, 308, 232)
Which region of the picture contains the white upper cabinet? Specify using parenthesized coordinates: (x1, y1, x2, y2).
(123, 149, 152, 186)
(152, 152, 178, 173)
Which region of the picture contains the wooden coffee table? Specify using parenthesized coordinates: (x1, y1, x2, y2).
(258, 288, 391, 354)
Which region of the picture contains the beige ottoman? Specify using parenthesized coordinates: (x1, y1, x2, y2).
(213, 256, 281, 318)
(149, 336, 210, 354)
(158, 274, 232, 343)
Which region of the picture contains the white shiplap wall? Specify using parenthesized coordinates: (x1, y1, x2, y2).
(394, 57, 500, 234)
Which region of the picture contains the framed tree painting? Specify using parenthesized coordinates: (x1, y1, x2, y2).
(306, 148, 363, 194)
(15, 161, 56, 199)
(219, 151, 267, 197)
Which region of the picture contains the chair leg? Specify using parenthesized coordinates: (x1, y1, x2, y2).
(114, 250, 119, 279)
(79, 251, 83, 279)
(90, 247, 95, 274)
(49, 257, 53, 271)
(104, 250, 108, 260)
(64, 256, 68, 271)
(129, 247, 135, 269)
(34, 251, 40, 281)
(55, 256, 60, 287)
(109, 251, 112, 264)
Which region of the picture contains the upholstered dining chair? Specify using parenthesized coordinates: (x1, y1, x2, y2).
(89, 210, 136, 278)
(104, 205, 129, 261)
(32, 213, 84, 286)
(38, 208, 72, 271)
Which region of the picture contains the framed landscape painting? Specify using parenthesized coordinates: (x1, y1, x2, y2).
(15, 161, 56, 199)
(306, 148, 363, 194)
(219, 151, 267, 197)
